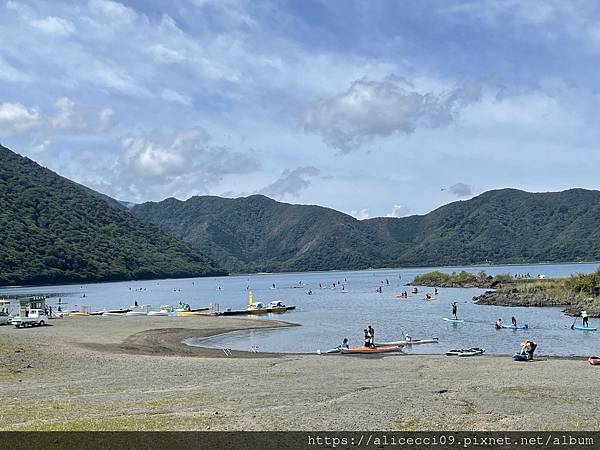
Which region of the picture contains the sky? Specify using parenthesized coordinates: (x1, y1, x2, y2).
(2, 0, 600, 219)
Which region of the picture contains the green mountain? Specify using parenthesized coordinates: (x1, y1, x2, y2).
(131, 188, 600, 273)
(0, 145, 225, 286)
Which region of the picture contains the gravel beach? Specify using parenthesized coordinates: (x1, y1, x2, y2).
(0, 315, 598, 431)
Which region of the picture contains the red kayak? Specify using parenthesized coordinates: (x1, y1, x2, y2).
(588, 356, 600, 365)
(341, 346, 402, 355)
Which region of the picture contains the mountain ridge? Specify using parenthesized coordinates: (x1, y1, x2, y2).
(131, 187, 600, 273)
(0, 145, 226, 286)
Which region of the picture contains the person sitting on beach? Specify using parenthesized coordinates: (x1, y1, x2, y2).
(582, 310, 589, 327)
(405, 335, 413, 342)
(495, 318, 502, 329)
(511, 316, 517, 327)
(338, 338, 349, 350)
(519, 340, 529, 356)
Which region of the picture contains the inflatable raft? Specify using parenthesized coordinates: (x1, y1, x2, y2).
(446, 347, 485, 357)
(588, 356, 600, 365)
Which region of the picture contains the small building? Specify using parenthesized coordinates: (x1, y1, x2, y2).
(19, 296, 46, 317)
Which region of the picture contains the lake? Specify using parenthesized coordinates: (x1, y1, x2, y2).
(1, 262, 598, 356)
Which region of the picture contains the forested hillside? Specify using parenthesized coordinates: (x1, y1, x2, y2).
(0, 145, 225, 286)
(132, 188, 600, 273)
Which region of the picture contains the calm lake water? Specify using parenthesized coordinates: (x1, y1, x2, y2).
(1, 263, 598, 356)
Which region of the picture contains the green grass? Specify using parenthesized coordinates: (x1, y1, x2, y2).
(11, 412, 224, 431)
(413, 270, 512, 287)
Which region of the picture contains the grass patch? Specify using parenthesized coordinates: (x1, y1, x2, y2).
(11, 412, 224, 431)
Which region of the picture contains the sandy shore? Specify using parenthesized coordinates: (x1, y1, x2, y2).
(0, 315, 599, 431)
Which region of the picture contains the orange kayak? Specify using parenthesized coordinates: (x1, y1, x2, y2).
(588, 356, 600, 365)
(341, 346, 402, 355)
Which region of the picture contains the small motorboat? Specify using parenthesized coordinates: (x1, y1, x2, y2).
(247, 301, 269, 314)
(341, 346, 402, 355)
(126, 304, 151, 316)
(446, 347, 485, 357)
(588, 356, 600, 365)
(267, 300, 296, 313)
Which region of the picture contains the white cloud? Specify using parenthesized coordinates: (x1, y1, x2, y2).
(259, 166, 320, 198)
(448, 182, 472, 198)
(0, 98, 115, 138)
(303, 77, 482, 152)
(0, 103, 42, 135)
(161, 89, 192, 106)
(30, 16, 75, 35)
(350, 208, 370, 220)
(107, 127, 261, 201)
(385, 204, 410, 218)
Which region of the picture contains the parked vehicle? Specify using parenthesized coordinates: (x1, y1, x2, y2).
(0, 300, 12, 325)
(12, 296, 49, 328)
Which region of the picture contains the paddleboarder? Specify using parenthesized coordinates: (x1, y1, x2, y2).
(451, 302, 457, 320)
(511, 316, 517, 327)
(582, 310, 589, 328)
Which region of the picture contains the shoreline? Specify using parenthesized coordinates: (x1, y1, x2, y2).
(1, 315, 599, 431)
(2, 260, 599, 290)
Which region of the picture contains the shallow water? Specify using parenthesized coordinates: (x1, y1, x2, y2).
(1, 262, 598, 356)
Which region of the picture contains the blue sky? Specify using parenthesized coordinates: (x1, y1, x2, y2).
(2, 0, 600, 218)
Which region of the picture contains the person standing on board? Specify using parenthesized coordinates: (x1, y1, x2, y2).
(582, 310, 589, 328)
(451, 302, 458, 320)
(367, 325, 375, 347)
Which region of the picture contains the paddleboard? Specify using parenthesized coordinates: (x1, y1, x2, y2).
(574, 326, 597, 331)
(500, 324, 529, 330)
(375, 338, 437, 347)
(443, 318, 464, 323)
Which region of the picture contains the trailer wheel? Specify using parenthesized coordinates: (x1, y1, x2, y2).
(39, 321, 45, 326)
